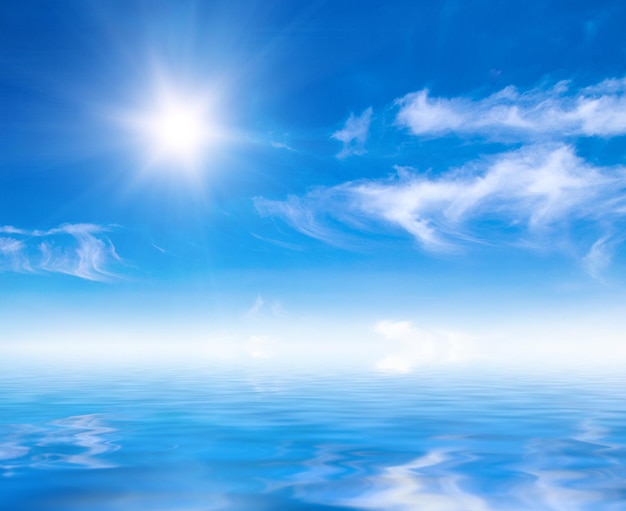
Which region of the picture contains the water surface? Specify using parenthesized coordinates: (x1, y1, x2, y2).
(1, 367, 625, 510)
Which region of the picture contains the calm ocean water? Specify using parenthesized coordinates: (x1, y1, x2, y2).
(1, 366, 625, 511)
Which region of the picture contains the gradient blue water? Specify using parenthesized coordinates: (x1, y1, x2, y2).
(1, 367, 625, 510)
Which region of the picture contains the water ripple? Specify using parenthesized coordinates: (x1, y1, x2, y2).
(1, 414, 119, 475)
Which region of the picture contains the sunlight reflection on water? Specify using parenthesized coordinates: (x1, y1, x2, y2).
(0, 367, 625, 510)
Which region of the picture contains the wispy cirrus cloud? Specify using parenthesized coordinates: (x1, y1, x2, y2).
(255, 145, 626, 265)
(244, 294, 285, 319)
(581, 235, 621, 282)
(396, 77, 626, 138)
(0, 223, 122, 281)
(0, 237, 28, 270)
(259, 77, 626, 278)
(331, 107, 373, 158)
(255, 186, 363, 248)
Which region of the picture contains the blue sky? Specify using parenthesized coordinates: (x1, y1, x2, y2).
(2, 0, 626, 371)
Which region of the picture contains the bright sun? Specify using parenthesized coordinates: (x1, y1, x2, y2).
(149, 100, 206, 158)
(128, 85, 215, 170)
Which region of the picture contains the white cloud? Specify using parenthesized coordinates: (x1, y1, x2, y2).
(258, 76, 626, 278)
(582, 235, 617, 282)
(255, 191, 351, 247)
(255, 145, 626, 267)
(375, 320, 473, 373)
(331, 107, 373, 158)
(243, 294, 286, 320)
(245, 294, 265, 318)
(396, 77, 626, 138)
(0, 237, 30, 272)
(270, 141, 295, 151)
(0, 223, 122, 281)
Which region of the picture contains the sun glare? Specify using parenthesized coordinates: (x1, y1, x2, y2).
(128, 85, 216, 171)
(150, 100, 206, 156)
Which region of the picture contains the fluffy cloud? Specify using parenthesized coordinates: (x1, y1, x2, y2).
(255, 145, 626, 266)
(331, 107, 373, 158)
(396, 77, 626, 138)
(375, 320, 473, 373)
(0, 223, 122, 281)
